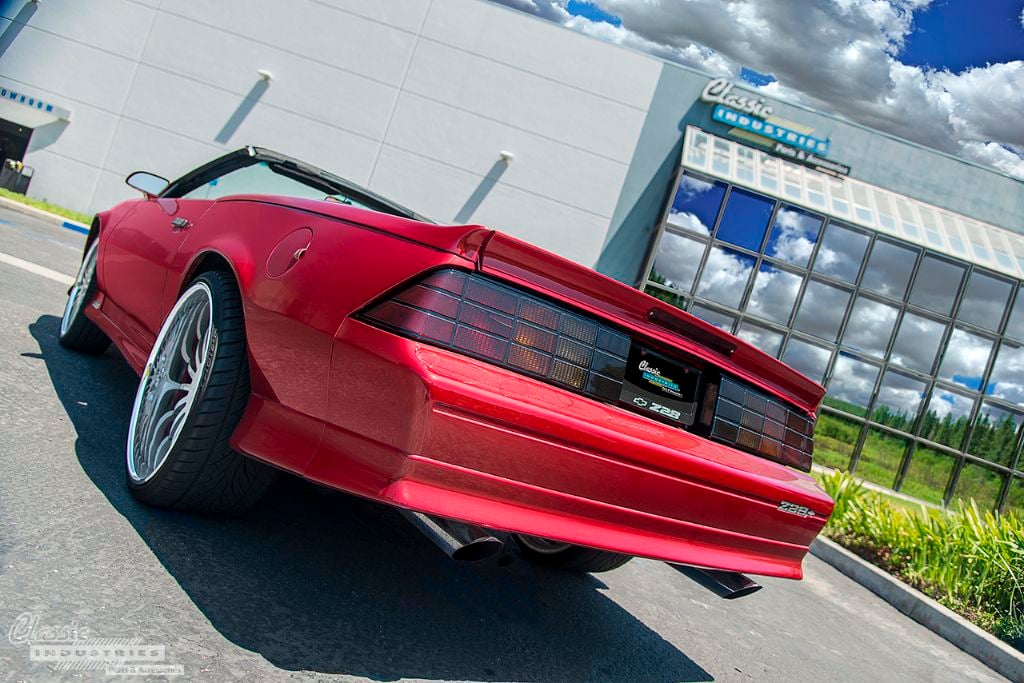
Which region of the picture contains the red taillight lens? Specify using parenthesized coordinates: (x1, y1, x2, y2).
(361, 269, 630, 402)
(362, 270, 816, 472)
(710, 377, 816, 471)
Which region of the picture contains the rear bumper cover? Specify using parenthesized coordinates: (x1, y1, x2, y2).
(301, 321, 833, 579)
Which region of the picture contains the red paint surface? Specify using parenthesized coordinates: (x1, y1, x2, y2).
(85, 192, 832, 579)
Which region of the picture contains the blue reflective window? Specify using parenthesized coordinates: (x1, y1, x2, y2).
(843, 296, 898, 357)
(1005, 294, 1024, 341)
(812, 222, 869, 283)
(689, 304, 735, 332)
(873, 370, 926, 430)
(921, 388, 974, 450)
(765, 205, 822, 267)
(746, 264, 802, 325)
(827, 353, 880, 415)
(781, 337, 831, 383)
(737, 322, 784, 357)
(958, 271, 1011, 331)
(860, 239, 917, 299)
(794, 279, 851, 342)
(666, 174, 726, 236)
(715, 187, 774, 251)
(890, 313, 946, 374)
(696, 246, 755, 308)
(650, 231, 706, 293)
(937, 328, 993, 391)
(909, 255, 964, 316)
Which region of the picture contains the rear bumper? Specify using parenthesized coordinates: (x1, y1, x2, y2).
(302, 321, 833, 579)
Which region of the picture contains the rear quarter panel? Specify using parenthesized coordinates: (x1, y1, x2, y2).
(164, 198, 475, 471)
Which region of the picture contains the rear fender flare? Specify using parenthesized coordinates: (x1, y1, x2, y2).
(176, 244, 275, 400)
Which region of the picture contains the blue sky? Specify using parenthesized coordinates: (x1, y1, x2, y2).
(495, 0, 1024, 177)
(565, 0, 1024, 73)
(565, 1, 619, 26)
(900, 0, 1024, 71)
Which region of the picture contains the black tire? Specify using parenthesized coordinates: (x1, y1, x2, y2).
(59, 239, 110, 354)
(126, 271, 277, 514)
(512, 534, 633, 573)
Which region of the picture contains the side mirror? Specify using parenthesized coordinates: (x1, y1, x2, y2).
(126, 171, 169, 198)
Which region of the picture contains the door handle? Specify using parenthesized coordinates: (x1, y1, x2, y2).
(171, 217, 191, 231)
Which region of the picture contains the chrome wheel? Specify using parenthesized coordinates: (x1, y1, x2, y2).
(60, 240, 98, 337)
(127, 282, 214, 483)
(514, 534, 573, 554)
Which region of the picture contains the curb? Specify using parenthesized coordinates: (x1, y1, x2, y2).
(810, 536, 1023, 681)
(0, 195, 90, 235)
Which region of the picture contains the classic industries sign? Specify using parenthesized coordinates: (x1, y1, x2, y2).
(700, 77, 834, 160)
(699, 77, 774, 119)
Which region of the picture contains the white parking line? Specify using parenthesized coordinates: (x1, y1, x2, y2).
(0, 251, 75, 286)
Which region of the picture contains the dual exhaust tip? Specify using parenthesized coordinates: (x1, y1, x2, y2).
(401, 509, 762, 600)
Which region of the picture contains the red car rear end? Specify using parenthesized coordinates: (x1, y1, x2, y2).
(294, 222, 833, 580)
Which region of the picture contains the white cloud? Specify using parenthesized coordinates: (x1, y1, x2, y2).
(875, 372, 925, 417)
(990, 343, 1024, 403)
(959, 141, 1024, 178)
(843, 297, 898, 356)
(696, 246, 755, 307)
(782, 338, 831, 382)
(829, 354, 879, 410)
(747, 265, 801, 324)
(492, 0, 569, 22)
(666, 210, 710, 235)
(651, 231, 704, 289)
(489, 0, 1024, 179)
(889, 313, 944, 372)
(937, 329, 992, 389)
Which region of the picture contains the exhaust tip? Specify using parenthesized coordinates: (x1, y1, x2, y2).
(671, 564, 763, 600)
(720, 582, 762, 600)
(401, 509, 507, 563)
(450, 536, 506, 563)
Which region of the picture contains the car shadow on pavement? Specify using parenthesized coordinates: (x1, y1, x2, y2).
(31, 314, 713, 682)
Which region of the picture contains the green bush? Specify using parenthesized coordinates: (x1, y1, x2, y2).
(821, 470, 1024, 650)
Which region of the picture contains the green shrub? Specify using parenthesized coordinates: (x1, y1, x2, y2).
(821, 471, 1024, 649)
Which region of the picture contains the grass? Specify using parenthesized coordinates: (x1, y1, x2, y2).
(0, 187, 92, 225)
(820, 470, 1024, 651)
(815, 412, 1023, 516)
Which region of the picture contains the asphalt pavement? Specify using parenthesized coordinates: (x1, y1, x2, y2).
(0, 204, 1006, 681)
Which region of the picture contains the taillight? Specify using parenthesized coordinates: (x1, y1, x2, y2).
(361, 269, 631, 402)
(710, 377, 815, 471)
(363, 269, 817, 473)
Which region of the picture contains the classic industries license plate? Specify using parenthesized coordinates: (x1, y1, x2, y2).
(618, 346, 700, 426)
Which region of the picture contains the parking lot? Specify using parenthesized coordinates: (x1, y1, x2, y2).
(0, 203, 1006, 681)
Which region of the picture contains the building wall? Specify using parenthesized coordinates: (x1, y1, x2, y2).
(0, 0, 661, 266)
(600, 63, 1024, 285)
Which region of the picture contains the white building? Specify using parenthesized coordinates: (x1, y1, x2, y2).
(3, 0, 1024, 512)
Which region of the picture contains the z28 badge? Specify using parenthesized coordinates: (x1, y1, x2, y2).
(778, 501, 816, 518)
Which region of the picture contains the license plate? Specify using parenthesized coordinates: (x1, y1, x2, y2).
(618, 346, 701, 426)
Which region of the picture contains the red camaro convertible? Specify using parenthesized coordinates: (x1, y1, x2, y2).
(59, 147, 832, 591)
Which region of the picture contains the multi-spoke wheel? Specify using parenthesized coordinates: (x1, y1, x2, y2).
(127, 280, 212, 483)
(58, 239, 110, 354)
(126, 271, 277, 513)
(512, 534, 633, 573)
